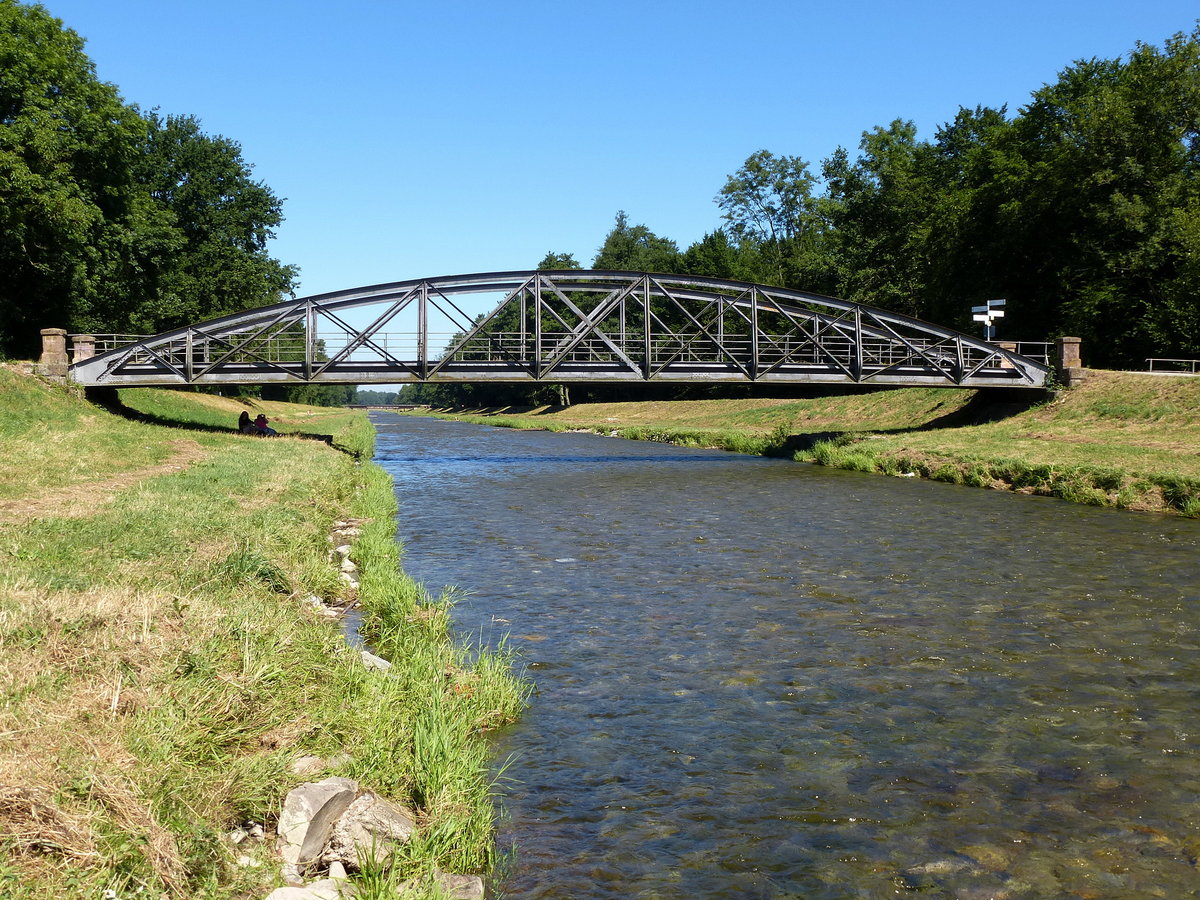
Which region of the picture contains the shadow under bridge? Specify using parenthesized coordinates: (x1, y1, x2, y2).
(68, 271, 1050, 389)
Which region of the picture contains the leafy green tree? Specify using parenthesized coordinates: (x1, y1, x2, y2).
(593, 211, 681, 272)
(126, 112, 298, 334)
(716, 149, 836, 289)
(1003, 32, 1200, 364)
(354, 389, 399, 405)
(0, 2, 297, 358)
(917, 29, 1200, 364)
(821, 120, 939, 317)
(680, 230, 744, 280)
(917, 105, 1018, 331)
(537, 251, 582, 270)
(0, 0, 163, 357)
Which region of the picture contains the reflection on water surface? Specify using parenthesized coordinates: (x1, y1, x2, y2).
(374, 414, 1200, 899)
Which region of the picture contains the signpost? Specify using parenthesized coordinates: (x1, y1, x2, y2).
(971, 299, 1006, 341)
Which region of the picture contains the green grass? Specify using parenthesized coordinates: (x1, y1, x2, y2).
(0, 372, 526, 898)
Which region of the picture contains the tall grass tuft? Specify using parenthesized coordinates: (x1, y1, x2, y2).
(809, 438, 878, 473)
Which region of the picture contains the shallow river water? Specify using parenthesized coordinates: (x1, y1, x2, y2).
(372, 413, 1200, 899)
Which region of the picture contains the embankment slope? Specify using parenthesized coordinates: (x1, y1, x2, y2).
(429, 372, 1200, 516)
(0, 369, 525, 899)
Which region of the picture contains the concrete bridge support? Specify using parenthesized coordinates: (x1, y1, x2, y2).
(37, 331, 97, 381)
(71, 334, 96, 364)
(37, 328, 69, 379)
(1056, 337, 1087, 386)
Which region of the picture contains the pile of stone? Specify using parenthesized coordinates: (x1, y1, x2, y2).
(264, 776, 483, 900)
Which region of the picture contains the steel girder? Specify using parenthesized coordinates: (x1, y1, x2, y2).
(68, 271, 1050, 389)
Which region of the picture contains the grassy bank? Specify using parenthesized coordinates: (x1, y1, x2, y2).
(420, 371, 1200, 517)
(0, 368, 527, 899)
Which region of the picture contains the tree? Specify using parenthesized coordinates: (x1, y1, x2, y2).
(921, 29, 1200, 364)
(715, 149, 835, 289)
(593, 211, 681, 272)
(354, 389, 399, 405)
(1002, 31, 1200, 364)
(821, 120, 939, 317)
(0, 2, 298, 358)
(680, 230, 743, 280)
(537, 250, 581, 270)
(123, 111, 297, 335)
(0, 0, 161, 357)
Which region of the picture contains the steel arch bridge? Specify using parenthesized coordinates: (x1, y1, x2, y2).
(68, 271, 1050, 389)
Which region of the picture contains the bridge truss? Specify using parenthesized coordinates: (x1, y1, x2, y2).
(69, 271, 1049, 389)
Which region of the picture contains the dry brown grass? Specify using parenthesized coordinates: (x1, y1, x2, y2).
(0, 580, 227, 893)
(0, 776, 187, 891)
(89, 774, 187, 891)
(0, 784, 98, 863)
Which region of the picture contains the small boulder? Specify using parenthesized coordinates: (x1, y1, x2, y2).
(322, 791, 417, 869)
(360, 650, 392, 672)
(277, 777, 359, 869)
(263, 878, 350, 900)
(398, 872, 484, 900)
(437, 873, 485, 899)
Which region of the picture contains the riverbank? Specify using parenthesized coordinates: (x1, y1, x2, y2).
(418, 371, 1200, 517)
(0, 367, 527, 899)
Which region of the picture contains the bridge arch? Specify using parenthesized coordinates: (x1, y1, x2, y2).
(68, 271, 1049, 389)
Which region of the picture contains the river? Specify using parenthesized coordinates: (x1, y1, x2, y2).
(372, 413, 1200, 899)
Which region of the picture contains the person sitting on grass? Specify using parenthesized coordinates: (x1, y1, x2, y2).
(254, 413, 278, 436)
(238, 411, 258, 434)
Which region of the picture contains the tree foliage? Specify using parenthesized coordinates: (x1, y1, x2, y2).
(129, 111, 297, 333)
(691, 27, 1200, 367)
(593, 211, 681, 272)
(0, 1, 295, 359)
(716, 149, 836, 289)
(0, 0, 149, 355)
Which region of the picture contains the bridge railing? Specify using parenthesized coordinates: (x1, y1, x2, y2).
(93, 331, 1047, 373)
(1146, 357, 1200, 374)
(93, 334, 149, 352)
(1002, 342, 1052, 365)
(449, 332, 1035, 371)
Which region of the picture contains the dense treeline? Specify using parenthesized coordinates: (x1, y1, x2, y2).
(408, 25, 1200, 406)
(686, 27, 1199, 368)
(0, 1, 295, 360)
(614, 25, 1200, 367)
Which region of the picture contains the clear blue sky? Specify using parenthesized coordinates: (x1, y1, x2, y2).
(39, 0, 1200, 299)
